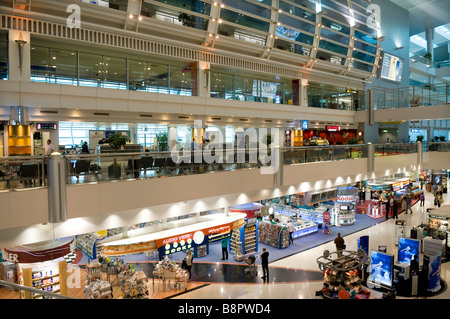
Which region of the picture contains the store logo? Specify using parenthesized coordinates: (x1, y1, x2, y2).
(170, 120, 280, 174)
(66, 4, 81, 29)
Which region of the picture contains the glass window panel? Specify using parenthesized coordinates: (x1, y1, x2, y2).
(147, 63, 169, 93)
(354, 29, 377, 45)
(308, 86, 323, 108)
(352, 50, 375, 64)
(353, 39, 377, 54)
(222, 0, 271, 19)
(49, 48, 77, 84)
(274, 38, 311, 56)
(210, 72, 234, 99)
(279, 1, 316, 22)
(321, 0, 351, 24)
(234, 75, 252, 101)
(101, 55, 127, 89)
(349, 60, 373, 72)
(152, 0, 211, 15)
(170, 65, 193, 96)
(31, 45, 50, 82)
(321, 17, 350, 34)
(128, 59, 148, 91)
(79, 52, 103, 86)
(220, 9, 270, 33)
(316, 50, 346, 65)
(318, 39, 348, 55)
(276, 26, 314, 45)
(278, 14, 316, 34)
(320, 28, 349, 45)
(0, 40, 8, 80)
(218, 24, 266, 45)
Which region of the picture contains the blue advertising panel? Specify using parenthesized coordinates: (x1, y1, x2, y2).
(358, 235, 369, 255)
(302, 120, 308, 130)
(368, 250, 394, 288)
(398, 237, 420, 265)
(428, 255, 442, 292)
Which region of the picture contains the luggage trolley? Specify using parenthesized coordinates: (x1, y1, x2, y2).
(244, 255, 257, 278)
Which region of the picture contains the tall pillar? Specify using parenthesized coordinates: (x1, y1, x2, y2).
(197, 61, 210, 98)
(300, 79, 309, 107)
(425, 27, 434, 61)
(47, 154, 67, 223)
(168, 125, 177, 151)
(8, 30, 31, 82)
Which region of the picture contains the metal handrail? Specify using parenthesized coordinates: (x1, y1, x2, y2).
(0, 280, 77, 299)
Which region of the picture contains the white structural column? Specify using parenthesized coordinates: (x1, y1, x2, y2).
(197, 61, 211, 98)
(261, 0, 279, 59)
(307, 12, 321, 68)
(124, 0, 142, 31)
(8, 30, 30, 82)
(204, 0, 222, 48)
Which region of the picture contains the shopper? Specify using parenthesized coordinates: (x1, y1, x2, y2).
(287, 220, 294, 244)
(43, 139, 54, 156)
(392, 199, 398, 219)
(436, 192, 443, 208)
(81, 141, 89, 154)
(338, 283, 350, 299)
(405, 192, 413, 214)
(185, 249, 194, 280)
(334, 233, 345, 257)
(221, 237, 229, 260)
(385, 195, 391, 219)
(420, 192, 425, 207)
(260, 248, 269, 283)
(321, 282, 330, 296)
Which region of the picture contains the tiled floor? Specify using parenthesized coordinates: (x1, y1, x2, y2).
(172, 187, 450, 300)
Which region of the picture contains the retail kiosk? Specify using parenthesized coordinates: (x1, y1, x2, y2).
(426, 205, 450, 257)
(102, 213, 247, 259)
(228, 203, 262, 256)
(4, 238, 73, 299)
(334, 186, 358, 226)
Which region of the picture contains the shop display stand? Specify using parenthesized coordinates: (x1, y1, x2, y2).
(1, 262, 17, 291)
(121, 271, 149, 299)
(395, 220, 407, 246)
(85, 280, 113, 299)
(258, 222, 289, 249)
(86, 260, 102, 283)
(19, 260, 68, 299)
(76, 233, 102, 260)
(229, 229, 242, 255)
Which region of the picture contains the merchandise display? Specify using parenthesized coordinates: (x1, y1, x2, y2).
(84, 280, 113, 299)
(258, 221, 289, 249)
(18, 259, 68, 299)
(395, 220, 407, 245)
(86, 259, 102, 283)
(1, 262, 17, 291)
(368, 250, 394, 288)
(121, 271, 149, 299)
(76, 232, 103, 260)
(152, 256, 189, 290)
(316, 250, 369, 299)
(290, 219, 319, 239)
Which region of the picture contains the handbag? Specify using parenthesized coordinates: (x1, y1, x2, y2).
(342, 244, 346, 250)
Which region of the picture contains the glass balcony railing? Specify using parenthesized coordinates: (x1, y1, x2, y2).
(2, 142, 448, 191)
(372, 82, 450, 109)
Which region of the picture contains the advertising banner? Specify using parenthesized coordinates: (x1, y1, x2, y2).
(427, 254, 442, 292)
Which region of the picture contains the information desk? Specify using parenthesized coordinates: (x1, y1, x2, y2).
(102, 213, 247, 257)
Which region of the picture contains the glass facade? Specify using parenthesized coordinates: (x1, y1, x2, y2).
(307, 82, 364, 110)
(210, 70, 293, 105)
(30, 45, 194, 95)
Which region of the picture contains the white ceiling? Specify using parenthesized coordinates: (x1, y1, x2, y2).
(389, 0, 450, 36)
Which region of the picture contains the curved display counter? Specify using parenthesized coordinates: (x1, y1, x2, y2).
(102, 213, 247, 257)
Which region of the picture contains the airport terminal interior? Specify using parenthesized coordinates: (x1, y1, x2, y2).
(0, 0, 449, 302)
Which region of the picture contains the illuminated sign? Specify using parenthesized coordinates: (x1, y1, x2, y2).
(302, 120, 308, 130)
(326, 125, 341, 132)
(337, 195, 356, 202)
(37, 123, 58, 130)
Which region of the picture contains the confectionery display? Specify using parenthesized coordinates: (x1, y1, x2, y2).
(121, 271, 149, 299)
(84, 280, 113, 299)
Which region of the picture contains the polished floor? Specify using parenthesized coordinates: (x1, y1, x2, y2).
(170, 187, 450, 300)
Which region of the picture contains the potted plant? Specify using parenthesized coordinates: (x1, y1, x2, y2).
(439, 136, 446, 142)
(107, 133, 129, 178)
(424, 52, 432, 60)
(261, 133, 273, 157)
(156, 132, 168, 152)
(346, 137, 359, 158)
(416, 135, 424, 142)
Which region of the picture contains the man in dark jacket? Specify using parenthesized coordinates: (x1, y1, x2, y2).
(334, 233, 345, 257)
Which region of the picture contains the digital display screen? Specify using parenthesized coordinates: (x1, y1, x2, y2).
(379, 52, 403, 83)
(368, 250, 394, 288)
(398, 237, 420, 265)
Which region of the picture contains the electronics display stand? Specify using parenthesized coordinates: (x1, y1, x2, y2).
(395, 220, 407, 246)
(316, 249, 369, 299)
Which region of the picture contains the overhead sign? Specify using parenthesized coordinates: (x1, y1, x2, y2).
(302, 120, 309, 130)
(337, 195, 356, 202)
(36, 123, 57, 130)
(326, 125, 341, 132)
